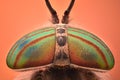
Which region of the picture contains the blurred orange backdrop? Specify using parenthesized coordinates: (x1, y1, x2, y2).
(0, 0, 120, 80)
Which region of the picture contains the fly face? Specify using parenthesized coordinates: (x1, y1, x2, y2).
(6, 0, 114, 80)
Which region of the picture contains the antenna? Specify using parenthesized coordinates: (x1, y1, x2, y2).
(45, 0, 75, 24)
(45, 0, 59, 24)
(62, 0, 75, 24)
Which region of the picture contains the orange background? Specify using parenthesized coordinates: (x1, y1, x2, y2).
(0, 0, 120, 80)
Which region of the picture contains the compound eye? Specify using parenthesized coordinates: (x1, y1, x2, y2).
(68, 27, 114, 70)
(6, 27, 55, 70)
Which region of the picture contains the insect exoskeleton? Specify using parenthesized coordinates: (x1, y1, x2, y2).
(6, 0, 114, 80)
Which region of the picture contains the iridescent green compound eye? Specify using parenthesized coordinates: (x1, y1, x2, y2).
(6, 25, 114, 71)
(67, 27, 114, 70)
(6, 27, 56, 69)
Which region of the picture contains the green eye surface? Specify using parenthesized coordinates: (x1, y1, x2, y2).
(6, 25, 114, 71)
(6, 27, 56, 69)
(68, 27, 114, 70)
